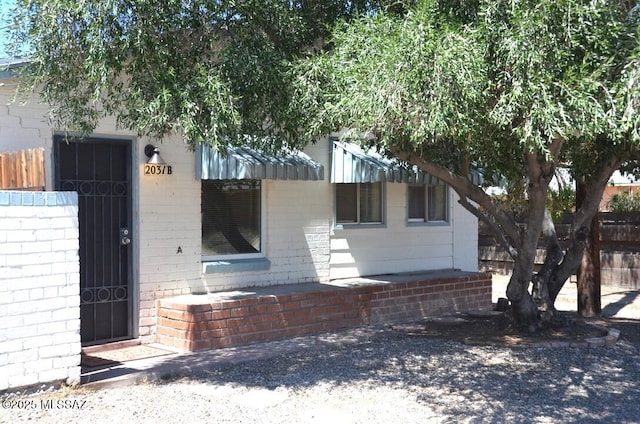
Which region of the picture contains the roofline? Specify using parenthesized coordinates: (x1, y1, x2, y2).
(0, 58, 30, 80)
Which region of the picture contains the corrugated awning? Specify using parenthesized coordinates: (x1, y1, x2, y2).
(197, 144, 324, 181)
(330, 140, 482, 185)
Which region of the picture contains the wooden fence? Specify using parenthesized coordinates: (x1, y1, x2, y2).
(479, 213, 640, 289)
(0, 148, 45, 190)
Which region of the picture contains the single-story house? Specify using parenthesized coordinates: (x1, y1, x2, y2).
(0, 60, 490, 390)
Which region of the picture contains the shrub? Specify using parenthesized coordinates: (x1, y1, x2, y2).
(607, 191, 640, 212)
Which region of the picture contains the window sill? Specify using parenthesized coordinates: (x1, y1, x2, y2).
(334, 223, 387, 230)
(406, 220, 450, 227)
(202, 257, 271, 274)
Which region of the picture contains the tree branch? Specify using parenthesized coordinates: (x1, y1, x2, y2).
(458, 196, 518, 259)
(392, 149, 522, 249)
(551, 155, 621, 289)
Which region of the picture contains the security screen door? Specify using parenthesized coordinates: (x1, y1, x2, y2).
(55, 136, 133, 345)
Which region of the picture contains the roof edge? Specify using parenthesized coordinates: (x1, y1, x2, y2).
(0, 57, 30, 80)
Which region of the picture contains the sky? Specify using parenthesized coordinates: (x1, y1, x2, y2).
(0, 0, 15, 58)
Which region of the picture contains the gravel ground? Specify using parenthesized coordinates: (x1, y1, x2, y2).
(3, 330, 640, 424)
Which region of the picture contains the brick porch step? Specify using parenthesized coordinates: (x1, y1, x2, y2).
(156, 270, 492, 352)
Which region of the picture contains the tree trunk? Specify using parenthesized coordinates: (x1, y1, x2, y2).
(507, 161, 550, 331)
(576, 180, 601, 316)
(531, 210, 563, 320)
(507, 261, 541, 332)
(395, 146, 618, 331)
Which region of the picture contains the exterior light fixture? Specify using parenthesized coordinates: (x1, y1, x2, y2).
(144, 144, 166, 165)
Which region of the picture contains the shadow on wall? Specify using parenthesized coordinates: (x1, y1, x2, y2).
(329, 226, 455, 281)
(193, 223, 329, 293)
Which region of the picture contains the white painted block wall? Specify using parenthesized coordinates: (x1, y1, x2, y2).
(0, 191, 81, 391)
(0, 83, 479, 344)
(329, 182, 457, 280)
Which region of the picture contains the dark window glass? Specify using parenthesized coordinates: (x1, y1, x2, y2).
(336, 183, 358, 223)
(201, 180, 261, 255)
(408, 185, 426, 221)
(336, 182, 383, 224)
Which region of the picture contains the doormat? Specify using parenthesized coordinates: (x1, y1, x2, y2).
(81, 345, 175, 368)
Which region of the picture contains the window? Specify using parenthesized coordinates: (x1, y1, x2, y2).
(201, 179, 261, 257)
(408, 184, 448, 223)
(335, 182, 383, 224)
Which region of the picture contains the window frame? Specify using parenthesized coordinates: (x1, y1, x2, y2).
(201, 179, 266, 262)
(406, 183, 450, 226)
(334, 182, 386, 229)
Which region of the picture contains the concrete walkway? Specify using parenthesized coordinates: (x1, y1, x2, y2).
(80, 273, 640, 390)
(492, 274, 640, 319)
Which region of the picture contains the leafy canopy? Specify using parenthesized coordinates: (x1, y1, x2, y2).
(291, 0, 640, 181)
(7, 0, 406, 150)
(7, 0, 640, 176)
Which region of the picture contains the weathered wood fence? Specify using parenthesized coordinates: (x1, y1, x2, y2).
(479, 213, 640, 289)
(0, 148, 45, 190)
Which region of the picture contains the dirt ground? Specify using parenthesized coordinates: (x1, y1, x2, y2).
(391, 311, 640, 347)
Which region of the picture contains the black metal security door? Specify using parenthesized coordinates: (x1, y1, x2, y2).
(55, 136, 132, 345)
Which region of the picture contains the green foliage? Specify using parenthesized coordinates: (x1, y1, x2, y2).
(290, 0, 640, 187)
(7, 0, 405, 150)
(548, 186, 575, 223)
(291, 1, 489, 170)
(608, 190, 640, 212)
(490, 183, 575, 223)
(7, 0, 640, 184)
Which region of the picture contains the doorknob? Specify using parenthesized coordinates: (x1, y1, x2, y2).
(120, 228, 131, 246)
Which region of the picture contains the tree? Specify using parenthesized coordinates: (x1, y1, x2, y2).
(288, 0, 640, 330)
(6, 0, 402, 150)
(7, 0, 640, 330)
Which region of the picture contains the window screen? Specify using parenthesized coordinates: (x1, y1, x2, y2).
(428, 185, 447, 221)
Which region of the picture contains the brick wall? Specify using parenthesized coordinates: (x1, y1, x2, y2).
(0, 191, 81, 391)
(156, 271, 492, 352)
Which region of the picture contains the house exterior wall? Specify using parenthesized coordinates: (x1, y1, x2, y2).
(601, 185, 640, 211)
(330, 185, 456, 279)
(0, 85, 479, 345)
(452, 194, 479, 272)
(0, 191, 81, 391)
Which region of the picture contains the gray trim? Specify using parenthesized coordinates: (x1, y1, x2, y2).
(197, 144, 324, 181)
(334, 222, 388, 231)
(330, 138, 483, 185)
(406, 220, 450, 227)
(0, 190, 78, 206)
(203, 257, 271, 274)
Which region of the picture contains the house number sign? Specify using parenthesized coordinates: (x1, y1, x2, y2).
(144, 164, 173, 175)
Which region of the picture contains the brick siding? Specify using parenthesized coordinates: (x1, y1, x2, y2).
(156, 272, 492, 352)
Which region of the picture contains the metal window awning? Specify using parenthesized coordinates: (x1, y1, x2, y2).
(330, 140, 483, 185)
(197, 144, 324, 181)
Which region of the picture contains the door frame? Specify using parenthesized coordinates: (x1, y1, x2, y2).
(53, 133, 139, 345)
